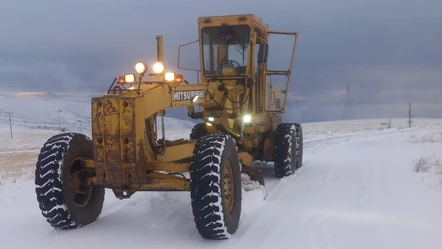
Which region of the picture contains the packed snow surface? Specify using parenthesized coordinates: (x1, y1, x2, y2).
(1, 94, 442, 249)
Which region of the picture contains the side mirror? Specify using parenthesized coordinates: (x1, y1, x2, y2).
(258, 44, 268, 64)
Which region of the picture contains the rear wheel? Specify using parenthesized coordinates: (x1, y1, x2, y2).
(273, 123, 303, 178)
(189, 134, 242, 239)
(35, 133, 104, 229)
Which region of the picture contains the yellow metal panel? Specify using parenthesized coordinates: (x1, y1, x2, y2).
(134, 96, 150, 169)
(92, 96, 147, 186)
(102, 97, 124, 185)
(140, 172, 190, 191)
(91, 97, 109, 185)
(119, 97, 139, 185)
(148, 163, 189, 172)
(238, 152, 253, 167)
(155, 142, 196, 162)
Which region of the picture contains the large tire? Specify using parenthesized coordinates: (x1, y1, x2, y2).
(190, 123, 208, 140)
(294, 123, 304, 169)
(189, 134, 242, 240)
(35, 133, 105, 229)
(273, 123, 303, 178)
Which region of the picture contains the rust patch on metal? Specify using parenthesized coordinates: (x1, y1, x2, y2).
(92, 97, 108, 185)
(137, 138, 147, 182)
(92, 96, 148, 187)
(119, 98, 139, 185)
(92, 96, 123, 185)
(120, 98, 135, 163)
(92, 95, 150, 187)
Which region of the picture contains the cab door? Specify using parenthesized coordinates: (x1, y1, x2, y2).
(263, 31, 299, 113)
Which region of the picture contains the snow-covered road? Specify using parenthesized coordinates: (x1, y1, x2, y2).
(1, 122, 442, 249)
(233, 128, 442, 249)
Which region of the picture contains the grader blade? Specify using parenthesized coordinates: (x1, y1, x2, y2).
(241, 166, 265, 186)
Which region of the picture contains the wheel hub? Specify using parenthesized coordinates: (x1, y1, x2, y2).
(70, 158, 93, 208)
(223, 160, 235, 214)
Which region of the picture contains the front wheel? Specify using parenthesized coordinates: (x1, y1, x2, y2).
(35, 133, 104, 229)
(189, 134, 242, 239)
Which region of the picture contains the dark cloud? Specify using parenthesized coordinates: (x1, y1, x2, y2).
(0, 0, 441, 122)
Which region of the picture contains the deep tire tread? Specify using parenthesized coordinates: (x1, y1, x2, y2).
(190, 134, 240, 240)
(35, 133, 81, 229)
(273, 123, 303, 178)
(294, 124, 303, 169)
(35, 132, 103, 230)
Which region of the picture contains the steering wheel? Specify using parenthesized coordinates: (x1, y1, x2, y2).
(219, 59, 241, 74)
(225, 59, 241, 68)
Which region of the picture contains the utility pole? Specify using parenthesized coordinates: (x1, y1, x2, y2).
(55, 109, 62, 131)
(342, 82, 352, 120)
(407, 102, 412, 128)
(7, 111, 13, 138)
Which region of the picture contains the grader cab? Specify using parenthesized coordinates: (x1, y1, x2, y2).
(34, 14, 303, 240)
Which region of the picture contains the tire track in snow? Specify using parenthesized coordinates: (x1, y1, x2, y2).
(232, 127, 441, 249)
(0, 149, 39, 155)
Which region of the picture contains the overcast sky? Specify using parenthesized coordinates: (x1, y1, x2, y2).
(0, 0, 441, 122)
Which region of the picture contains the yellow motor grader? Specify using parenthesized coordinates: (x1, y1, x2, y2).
(34, 14, 303, 240)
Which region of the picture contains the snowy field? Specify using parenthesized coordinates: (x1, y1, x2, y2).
(1, 94, 442, 249)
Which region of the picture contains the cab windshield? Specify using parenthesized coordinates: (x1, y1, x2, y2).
(201, 25, 250, 77)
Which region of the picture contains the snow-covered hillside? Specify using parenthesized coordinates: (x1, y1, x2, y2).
(1, 94, 442, 249)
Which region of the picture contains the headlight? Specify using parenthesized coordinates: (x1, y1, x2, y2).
(243, 114, 252, 123)
(135, 62, 147, 74)
(153, 62, 165, 74)
(124, 73, 136, 83)
(164, 72, 175, 81)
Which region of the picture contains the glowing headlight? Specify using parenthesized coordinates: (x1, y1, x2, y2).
(124, 73, 136, 83)
(153, 62, 165, 74)
(164, 72, 175, 81)
(208, 117, 215, 122)
(135, 62, 147, 74)
(243, 114, 252, 123)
